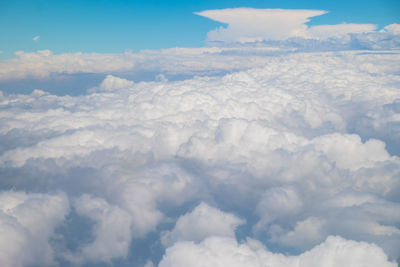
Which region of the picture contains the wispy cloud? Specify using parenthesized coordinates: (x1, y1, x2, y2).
(33, 35, 40, 42)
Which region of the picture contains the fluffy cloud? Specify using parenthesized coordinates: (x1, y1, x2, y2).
(0, 50, 135, 80)
(159, 236, 396, 267)
(1, 30, 399, 82)
(383, 24, 400, 34)
(0, 191, 69, 267)
(161, 202, 244, 246)
(196, 8, 380, 43)
(71, 194, 133, 263)
(196, 8, 327, 42)
(0, 48, 399, 266)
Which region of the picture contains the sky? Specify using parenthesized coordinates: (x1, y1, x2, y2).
(0, 0, 399, 58)
(0, 1, 400, 267)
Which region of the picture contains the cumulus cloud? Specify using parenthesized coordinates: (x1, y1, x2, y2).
(382, 24, 400, 34)
(159, 236, 396, 267)
(0, 46, 399, 266)
(196, 8, 380, 43)
(0, 191, 69, 267)
(196, 8, 327, 42)
(1, 30, 399, 82)
(161, 202, 244, 246)
(89, 74, 135, 92)
(71, 194, 132, 263)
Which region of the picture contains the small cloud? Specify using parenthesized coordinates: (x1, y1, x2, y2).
(33, 35, 40, 42)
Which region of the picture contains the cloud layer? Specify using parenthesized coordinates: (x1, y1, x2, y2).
(0, 37, 400, 266)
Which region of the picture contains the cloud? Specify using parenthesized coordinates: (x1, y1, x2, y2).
(0, 50, 135, 80)
(1, 31, 399, 82)
(33, 35, 40, 42)
(196, 8, 327, 42)
(71, 194, 132, 263)
(161, 202, 244, 247)
(0, 191, 69, 267)
(0, 48, 399, 266)
(196, 8, 380, 43)
(382, 24, 400, 34)
(159, 236, 397, 267)
(88, 74, 135, 93)
(309, 23, 376, 39)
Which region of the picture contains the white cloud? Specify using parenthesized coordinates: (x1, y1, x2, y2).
(309, 23, 376, 39)
(88, 74, 135, 93)
(0, 191, 69, 267)
(196, 8, 380, 43)
(0, 50, 135, 80)
(1, 30, 399, 82)
(312, 133, 391, 171)
(159, 236, 397, 267)
(71, 194, 132, 263)
(33, 35, 40, 42)
(196, 8, 327, 42)
(161, 202, 244, 246)
(98, 74, 134, 91)
(0, 49, 399, 266)
(382, 24, 400, 34)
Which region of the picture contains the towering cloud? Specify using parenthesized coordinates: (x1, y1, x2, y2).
(196, 8, 327, 42)
(196, 8, 385, 44)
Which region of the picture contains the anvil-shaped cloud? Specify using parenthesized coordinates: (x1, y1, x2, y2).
(196, 8, 376, 43)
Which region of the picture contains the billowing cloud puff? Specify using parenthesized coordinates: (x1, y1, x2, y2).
(97, 75, 135, 92)
(0, 48, 399, 266)
(159, 236, 396, 267)
(161, 202, 244, 246)
(71, 194, 133, 263)
(0, 191, 69, 267)
(86, 74, 136, 94)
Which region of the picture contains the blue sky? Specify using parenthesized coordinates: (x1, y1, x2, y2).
(0, 0, 399, 59)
